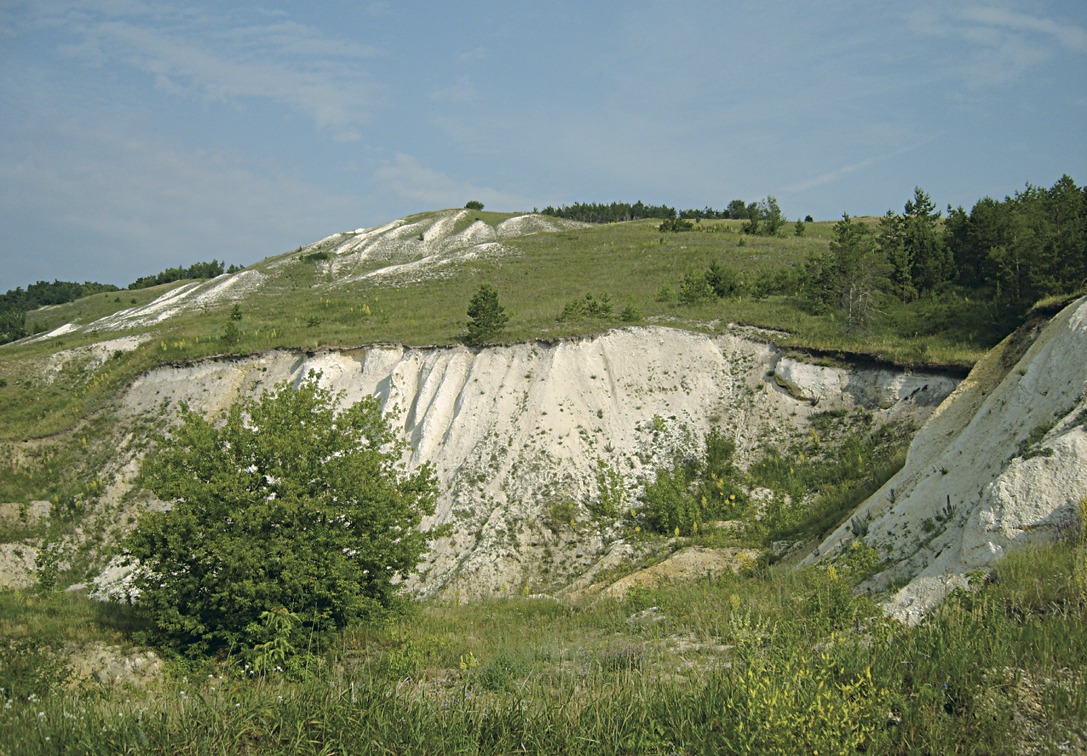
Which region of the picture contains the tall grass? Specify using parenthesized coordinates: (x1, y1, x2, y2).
(3, 527, 1085, 753)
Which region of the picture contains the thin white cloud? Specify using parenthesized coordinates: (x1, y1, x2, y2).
(908, 3, 1087, 86)
(458, 46, 488, 62)
(430, 75, 478, 103)
(30, 4, 380, 139)
(373, 154, 529, 210)
(783, 142, 931, 195)
(960, 5, 1087, 53)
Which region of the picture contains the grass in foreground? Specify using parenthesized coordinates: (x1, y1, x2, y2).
(2, 525, 1085, 754)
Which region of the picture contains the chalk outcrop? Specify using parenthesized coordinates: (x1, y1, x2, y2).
(810, 297, 1087, 622)
(105, 326, 952, 600)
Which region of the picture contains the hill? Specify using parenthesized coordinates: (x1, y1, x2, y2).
(0, 204, 1085, 752)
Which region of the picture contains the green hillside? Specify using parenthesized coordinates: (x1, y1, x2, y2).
(1, 186, 1085, 753)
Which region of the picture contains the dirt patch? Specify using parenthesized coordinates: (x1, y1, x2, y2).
(66, 642, 163, 689)
(597, 547, 760, 600)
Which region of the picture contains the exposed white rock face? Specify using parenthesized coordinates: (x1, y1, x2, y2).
(773, 356, 956, 409)
(810, 297, 1087, 623)
(112, 326, 954, 600)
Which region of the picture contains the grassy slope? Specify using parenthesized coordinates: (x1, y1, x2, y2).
(0, 211, 1083, 751)
(0, 213, 1002, 442)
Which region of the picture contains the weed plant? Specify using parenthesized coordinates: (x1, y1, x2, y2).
(3, 524, 1085, 753)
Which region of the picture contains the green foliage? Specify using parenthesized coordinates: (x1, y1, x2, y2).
(221, 306, 242, 345)
(947, 174, 1086, 314)
(546, 499, 577, 530)
(634, 430, 746, 536)
(704, 260, 739, 298)
(464, 200, 485, 210)
(539, 200, 678, 223)
(465, 283, 509, 346)
(740, 196, 786, 237)
(558, 292, 612, 321)
(588, 458, 626, 519)
(0, 280, 122, 344)
(128, 259, 232, 290)
(804, 214, 887, 332)
(4, 531, 1087, 753)
(248, 608, 301, 675)
(121, 373, 438, 656)
(0, 637, 72, 702)
(658, 217, 693, 232)
(677, 271, 715, 305)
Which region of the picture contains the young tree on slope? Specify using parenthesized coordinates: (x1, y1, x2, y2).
(122, 374, 438, 657)
(806, 214, 886, 332)
(465, 283, 509, 346)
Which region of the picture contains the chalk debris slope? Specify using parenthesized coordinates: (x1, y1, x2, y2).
(811, 296, 1087, 622)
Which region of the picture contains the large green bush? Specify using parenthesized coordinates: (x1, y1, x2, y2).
(122, 373, 438, 656)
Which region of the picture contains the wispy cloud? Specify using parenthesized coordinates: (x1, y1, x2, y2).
(960, 5, 1087, 53)
(908, 3, 1087, 86)
(458, 46, 488, 62)
(30, 3, 380, 139)
(373, 154, 529, 210)
(783, 142, 931, 195)
(430, 75, 478, 104)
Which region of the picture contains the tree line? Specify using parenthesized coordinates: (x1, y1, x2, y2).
(0, 259, 239, 343)
(538, 198, 797, 224)
(128, 259, 239, 290)
(804, 175, 1086, 331)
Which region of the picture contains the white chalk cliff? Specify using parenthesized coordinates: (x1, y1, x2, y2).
(106, 326, 953, 599)
(810, 296, 1087, 622)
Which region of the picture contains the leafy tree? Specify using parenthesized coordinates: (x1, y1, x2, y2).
(742, 213, 760, 236)
(794, 219, 806, 236)
(465, 283, 509, 346)
(877, 210, 913, 301)
(464, 200, 484, 210)
(741, 196, 785, 236)
(122, 374, 439, 656)
(0, 309, 26, 343)
(726, 199, 750, 220)
(761, 196, 786, 236)
(129, 260, 228, 290)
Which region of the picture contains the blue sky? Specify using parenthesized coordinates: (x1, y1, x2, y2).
(1, 1, 1084, 292)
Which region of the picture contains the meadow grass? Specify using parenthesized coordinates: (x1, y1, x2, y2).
(0, 217, 1000, 444)
(0, 215, 1004, 445)
(2, 529, 1084, 753)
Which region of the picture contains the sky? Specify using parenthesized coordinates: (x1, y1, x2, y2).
(1, 1, 1085, 292)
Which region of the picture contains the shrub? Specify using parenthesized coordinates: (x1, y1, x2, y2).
(122, 373, 439, 656)
(678, 272, 715, 305)
(705, 260, 739, 298)
(464, 200, 485, 210)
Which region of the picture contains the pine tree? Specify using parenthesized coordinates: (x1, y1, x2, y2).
(465, 283, 509, 346)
